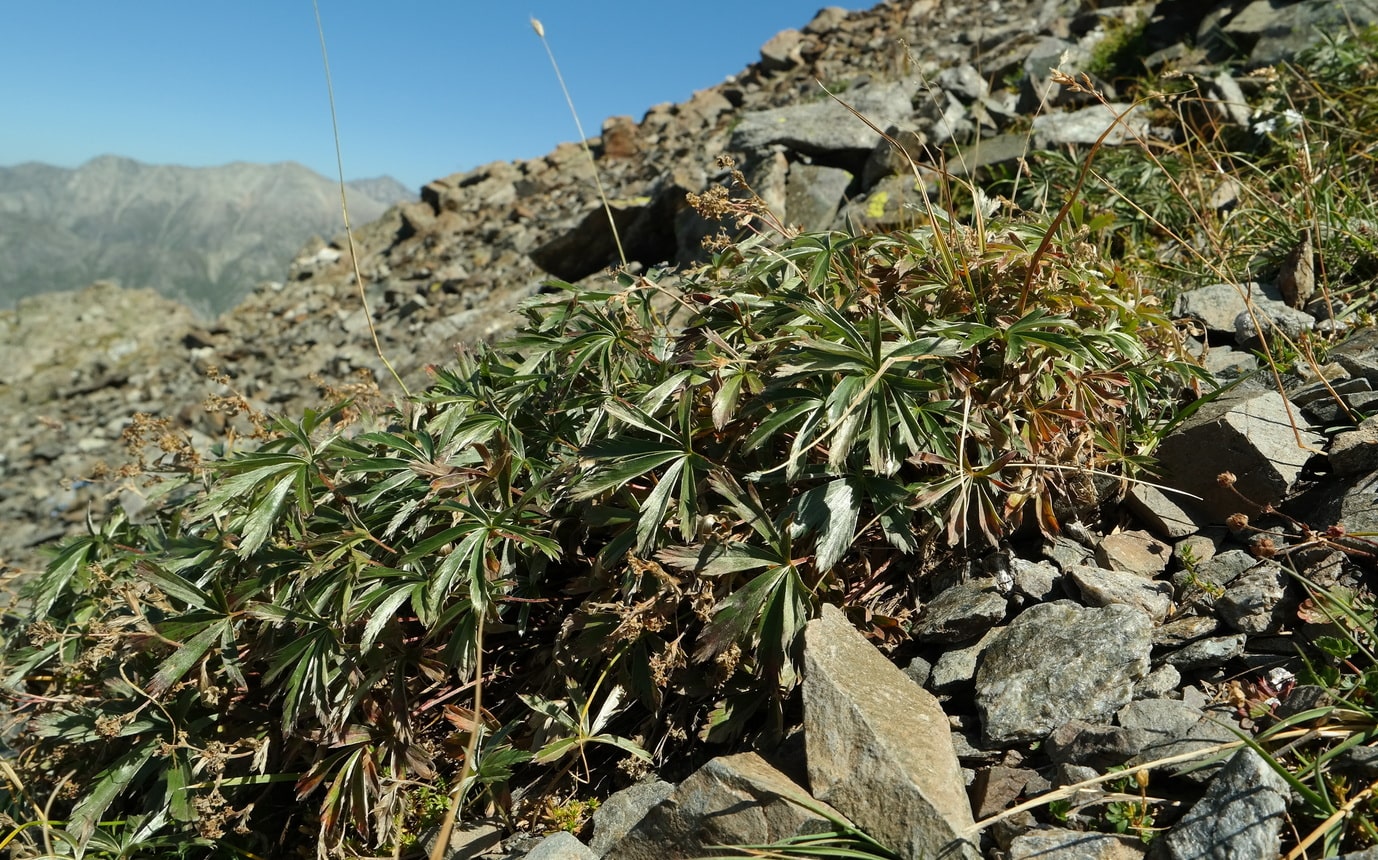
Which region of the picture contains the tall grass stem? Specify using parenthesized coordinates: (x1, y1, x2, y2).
(531, 18, 628, 270)
(312, 0, 411, 400)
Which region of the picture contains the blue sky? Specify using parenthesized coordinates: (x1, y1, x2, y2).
(2, 2, 863, 192)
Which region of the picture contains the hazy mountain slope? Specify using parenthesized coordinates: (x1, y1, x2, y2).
(0, 156, 413, 315)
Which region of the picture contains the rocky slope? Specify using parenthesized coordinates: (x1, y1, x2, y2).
(6, 0, 1378, 855)
(0, 156, 413, 315)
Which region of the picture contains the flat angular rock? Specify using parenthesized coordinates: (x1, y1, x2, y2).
(1067, 565, 1173, 623)
(804, 605, 978, 860)
(588, 781, 675, 855)
(803, 6, 849, 34)
(602, 753, 835, 860)
(913, 578, 1009, 643)
(1216, 560, 1289, 634)
(1135, 664, 1181, 699)
(931, 627, 1004, 692)
(1124, 483, 1202, 540)
(784, 163, 852, 232)
(524, 830, 596, 860)
(1155, 388, 1322, 523)
(1161, 634, 1246, 671)
(1163, 748, 1289, 859)
(1011, 557, 1061, 602)
(1173, 281, 1268, 336)
(838, 171, 938, 230)
(1009, 828, 1146, 859)
(1329, 416, 1378, 476)
(937, 64, 989, 103)
(1128, 706, 1243, 783)
(861, 127, 929, 186)
(1044, 720, 1138, 769)
(1017, 37, 1087, 113)
(1031, 104, 1148, 148)
(421, 819, 502, 860)
(1173, 548, 1254, 594)
(1234, 302, 1315, 349)
(1153, 615, 1220, 649)
(1226, 0, 1378, 66)
(730, 82, 914, 157)
(1095, 530, 1172, 577)
(974, 601, 1152, 745)
(969, 765, 1038, 819)
(759, 28, 806, 71)
(1116, 699, 1206, 760)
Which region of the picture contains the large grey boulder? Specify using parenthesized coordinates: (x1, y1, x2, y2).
(974, 601, 1152, 744)
(729, 82, 915, 158)
(803, 604, 978, 860)
(1173, 282, 1270, 337)
(602, 753, 835, 860)
(1155, 388, 1323, 524)
(1163, 748, 1290, 859)
(1031, 104, 1148, 148)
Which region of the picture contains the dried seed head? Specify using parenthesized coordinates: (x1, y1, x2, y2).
(1251, 537, 1277, 558)
(1217, 471, 1237, 488)
(530, 17, 544, 37)
(1226, 512, 1249, 532)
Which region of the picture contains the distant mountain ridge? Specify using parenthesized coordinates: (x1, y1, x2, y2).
(0, 156, 414, 316)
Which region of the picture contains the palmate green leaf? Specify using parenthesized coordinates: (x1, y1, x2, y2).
(699, 688, 769, 744)
(603, 398, 678, 440)
(756, 569, 810, 680)
(637, 368, 696, 416)
(352, 430, 433, 461)
(2, 641, 58, 689)
(424, 527, 491, 619)
(69, 739, 158, 852)
(1002, 309, 1098, 362)
(201, 454, 306, 506)
(741, 392, 821, 453)
(263, 627, 336, 732)
(696, 564, 810, 677)
(147, 617, 232, 697)
(165, 751, 195, 823)
(707, 471, 784, 544)
(574, 444, 682, 498)
(593, 733, 653, 762)
(138, 562, 217, 611)
(712, 369, 748, 431)
(521, 694, 582, 734)
(637, 458, 685, 553)
(28, 533, 102, 620)
(196, 454, 311, 558)
(354, 580, 422, 651)
(854, 475, 921, 553)
(826, 377, 867, 474)
(659, 541, 779, 577)
(792, 479, 859, 572)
